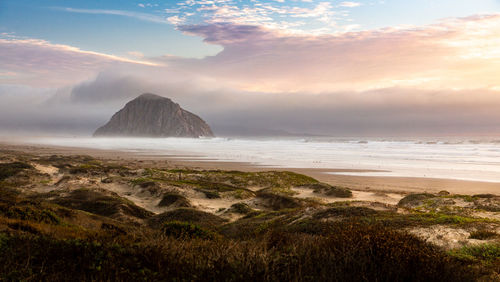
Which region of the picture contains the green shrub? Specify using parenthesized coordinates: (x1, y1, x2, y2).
(0, 162, 33, 180)
(69, 164, 101, 174)
(450, 243, 500, 262)
(256, 191, 303, 210)
(7, 222, 41, 234)
(473, 194, 496, 199)
(162, 221, 216, 239)
(197, 181, 241, 192)
(148, 208, 227, 229)
(0, 222, 479, 281)
(130, 177, 156, 186)
(158, 193, 191, 208)
(305, 183, 353, 198)
(166, 170, 319, 189)
(398, 193, 435, 207)
(324, 186, 352, 198)
(0, 233, 8, 250)
(51, 189, 153, 220)
(313, 206, 377, 219)
(231, 189, 255, 199)
(0, 185, 20, 204)
(3, 206, 60, 224)
(469, 230, 498, 240)
(229, 203, 253, 214)
(196, 188, 221, 199)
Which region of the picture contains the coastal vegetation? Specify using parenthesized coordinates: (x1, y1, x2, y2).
(0, 149, 498, 280)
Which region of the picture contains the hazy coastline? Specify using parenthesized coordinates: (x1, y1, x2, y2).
(2, 138, 500, 196)
(17, 135, 500, 183)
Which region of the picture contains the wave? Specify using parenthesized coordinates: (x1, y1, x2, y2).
(21, 136, 500, 183)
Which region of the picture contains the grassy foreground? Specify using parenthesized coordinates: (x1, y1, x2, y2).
(0, 150, 498, 281)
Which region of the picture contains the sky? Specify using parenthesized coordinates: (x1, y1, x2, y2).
(1, 0, 500, 136)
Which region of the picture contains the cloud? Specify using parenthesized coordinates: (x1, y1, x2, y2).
(169, 0, 356, 34)
(127, 51, 145, 59)
(55, 1, 360, 34)
(57, 7, 168, 24)
(4, 13, 500, 93)
(173, 14, 500, 92)
(0, 37, 159, 87)
(0, 85, 99, 134)
(180, 23, 268, 45)
(339, 2, 361, 8)
(167, 15, 186, 25)
(3, 13, 500, 136)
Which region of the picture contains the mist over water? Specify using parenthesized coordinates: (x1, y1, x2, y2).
(21, 136, 500, 183)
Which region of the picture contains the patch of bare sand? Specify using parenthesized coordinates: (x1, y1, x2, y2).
(191, 196, 238, 213)
(308, 172, 500, 196)
(100, 181, 250, 221)
(184, 189, 253, 221)
(292, 187, 404, 205)
(102, 183, 167, 214)
(33, 163, 58, 175)
(29, 163, 65, 192)
(475, 211, 500, 221)
(407, 225, 500, 249)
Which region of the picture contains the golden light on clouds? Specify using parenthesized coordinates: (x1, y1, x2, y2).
(173, 14, 500, 93)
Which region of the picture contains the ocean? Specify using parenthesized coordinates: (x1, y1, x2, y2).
(22, 136, 500, 183)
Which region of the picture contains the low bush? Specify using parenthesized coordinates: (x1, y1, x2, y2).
(130, 177, 156, 186)
(158, 193, 191, 207)
(2, 205, 60, 224)
(304, 183, 353, 198)
(69, 164, 101, 174)
(148, 208, 227, 229)
(51, 189, 153, 220)
(195, 188, 221, 199)
(257, 191, 303, 210)
(469, 229, 498, 240)
(313, 206, 377, 219)
(0, 162, 33, 180)
(162, 221, 217, 240)
(398, 193, 435, 207)
(229, 203, 253, 214)
(450, 243, 500, 263)
(0, 222, 479, 281)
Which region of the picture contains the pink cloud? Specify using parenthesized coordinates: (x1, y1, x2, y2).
(0, 38, 159, 87)
(6, 11, 498, 93)
(175, 14, 500, 92)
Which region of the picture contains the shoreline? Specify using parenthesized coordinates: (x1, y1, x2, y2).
(1, 141, 499, 196)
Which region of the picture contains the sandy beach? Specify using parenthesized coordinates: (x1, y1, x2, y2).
(2, 141, 499, 196)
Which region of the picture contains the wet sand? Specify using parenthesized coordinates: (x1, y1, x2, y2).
(1, 141, 499, 196)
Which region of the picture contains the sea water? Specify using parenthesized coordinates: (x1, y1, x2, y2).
(22, 136, 500, 183)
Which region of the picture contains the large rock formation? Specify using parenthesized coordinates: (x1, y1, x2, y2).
(93, 93, 214, 138)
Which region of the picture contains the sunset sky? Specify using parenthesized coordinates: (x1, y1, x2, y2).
(1, 0, 500, 136)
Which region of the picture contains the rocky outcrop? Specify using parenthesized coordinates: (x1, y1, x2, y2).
(93, 93, 214, 138)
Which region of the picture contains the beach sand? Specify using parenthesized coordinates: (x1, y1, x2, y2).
(1, 141, 499, 196)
